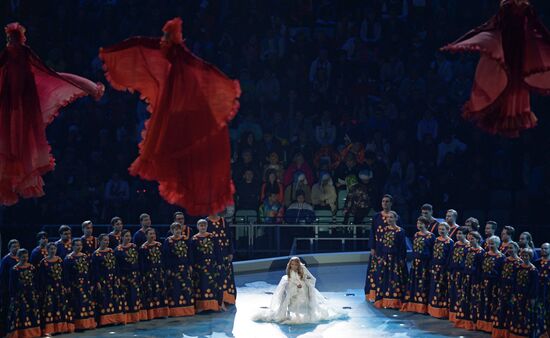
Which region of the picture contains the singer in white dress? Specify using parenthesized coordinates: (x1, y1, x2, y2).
(253, 257, 348, 324)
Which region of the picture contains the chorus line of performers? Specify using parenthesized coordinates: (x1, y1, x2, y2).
(0, 213, 236, 338)
(366, 196, 550, 338)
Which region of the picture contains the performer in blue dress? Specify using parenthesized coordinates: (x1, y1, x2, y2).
(535, 243, 549, 338)
(64, 238, 96, 331)
(139, 228, 169, 320)
(30, 232, 48, 267)
(163, 222, 195, 317)
(448, 226, 470, 323)
(476, 236, 505, 333)
(55, 225, 72, 259)
(115, 229, 143, 323)
(80, 220, 98, 258)
(365, 194, 400, 302)
(427, 222, 454, 319)
(0, 239, 20, 337)
(492, 241, 522, 337)
(401, 216, 435, 314)
(191, 219, 225, 312)
(207, 214, 236, 306)
(508, 248, 539, 338)
(38, 243, 73, 336)
(91, 234, 126, 326)
(373, 211, 408, 309)
(454, 231, 485, 331)
(6, 249, 41, 338)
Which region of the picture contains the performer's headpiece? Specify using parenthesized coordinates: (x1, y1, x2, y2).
(162, 17, 183, 45)
(5, 22, 26, 44)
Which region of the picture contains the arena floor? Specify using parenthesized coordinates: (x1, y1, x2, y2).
(62, 263, 487, 338)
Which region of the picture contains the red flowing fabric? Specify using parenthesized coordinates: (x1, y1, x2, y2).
(99, 18, 240, 215)
(441, 0, 550, 137)
(0, 23, 104, 205)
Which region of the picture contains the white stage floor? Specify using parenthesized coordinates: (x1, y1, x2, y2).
(62, 263, 487, 337)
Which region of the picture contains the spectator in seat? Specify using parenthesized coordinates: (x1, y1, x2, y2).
(283, 152, 314, 187)
(313, 145, 340, 172)
(259, 192, 284, 224)
(262, 151, 284, 183)
(258, 130, 283, 165)
(343, 169, 377, 224)
(236, 169, 261, 210)
(311, 172, 337, 213)
(335, 153, 361, 190)
(340, 140, 366, 165)
(261, 169, 284, 203)
(284, 172, 312, 207)
(285, 190, 315, 224)
(233, 148, 259, 182)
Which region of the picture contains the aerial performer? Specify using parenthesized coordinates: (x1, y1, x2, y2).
(442, 0, 550, 137)
(99, 17, 240, 215)
(0, 23, 104, 205)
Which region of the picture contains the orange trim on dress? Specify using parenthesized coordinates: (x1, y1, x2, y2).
(195, 300, 220, 312)
(448, 311, 457, 323)
(6, 326, 42, 338)
(73, 317, 97, 330)
(427, 305, 449, 319)
(168, 305, 195, 317)
(454, 319, 475, 331)
(374, 298, 402, 309)
(145, 307, 169, 320)
(475, 320, 494, 333)
(98, 313, 126, 326)
(42, 322, 75, 336)
(366, 290, 376, 302)
(400, 302, 427, 314)
(223, 291, 236, 304)
(139, 309, 149, 321)
(125, 311, 141, 324)
(492, 328, 509, 337)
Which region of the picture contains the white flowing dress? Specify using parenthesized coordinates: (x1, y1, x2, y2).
(253, 264, 347, 324)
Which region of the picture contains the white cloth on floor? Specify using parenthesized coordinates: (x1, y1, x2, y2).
(253, 264, 348, 324)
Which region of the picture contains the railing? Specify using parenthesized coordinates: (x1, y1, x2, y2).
(290, 237, 369, 255)
(231, 223, 371, 258)
(39, 222, 372, 260)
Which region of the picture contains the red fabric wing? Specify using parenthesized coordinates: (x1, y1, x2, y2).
(99, 37, 170, 114)
(101, 35, 240, 215)
(442, 29, 508, 115)
(523, 11, 550, 94)
(157, 127, 235, 215)
(0, 45, 103, 205)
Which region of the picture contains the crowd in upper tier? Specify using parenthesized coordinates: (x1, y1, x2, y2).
(2, 0, 550, 228)
(0, 213, 236, 338)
